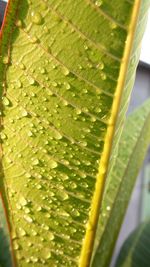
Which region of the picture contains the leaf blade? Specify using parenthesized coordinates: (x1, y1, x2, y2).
(92, 99, 150, 267)
(0, 0, 147, 266)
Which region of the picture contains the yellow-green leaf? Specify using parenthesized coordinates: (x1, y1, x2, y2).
(0, 0, 148, 266)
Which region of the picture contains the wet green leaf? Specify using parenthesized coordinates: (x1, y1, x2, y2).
(0, 0, 149, 266)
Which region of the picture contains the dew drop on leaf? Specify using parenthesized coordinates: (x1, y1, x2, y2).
(32, 158, 40, 166)
(71, 209, 80, 217)
(21, 109, 28, 117)
(19, 227, 26, 236)
(48, 232, 54, 241)
(58, 191, 69, 201)
(31, 11, 42, 25)
(29, 36, 38, 44)
(16, 80, 22, 88)
(36, 184, 42, 189)
(62, 66, 70, 76)
(65, 82, 71, 90)
(19, 63, 26, 70)
(95, 0, 103, 7)
(28, 77, 35, 85)
(13, 242, 19, 250)
(100, 72, 107, 80)
(24, 207, 31, 214)
(52, 81, 58, 87)
(97, 61, 104, 70)
(43, 249, 51, 260)
(110, 22, 117, 30)
(16, 19, 23, 28)
(49, 159, 58, 169)
(28, 130, 33, 137)
(19, 196, 28, 206)
(3, 55, 9, 64)
(54, 131, 63, 140)
(24, 215, 33, 223)
(2, 96, 10, 106)
(25, 172, 32, 178)
(76, 108, 82, 115)
(1, 132, 7, 140)
(40, 67, 46, 74)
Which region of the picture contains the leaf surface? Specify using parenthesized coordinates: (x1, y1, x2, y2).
(0, 0, 147, 266)
(92, 99, 150, 267)
(115, 220, 150, 267)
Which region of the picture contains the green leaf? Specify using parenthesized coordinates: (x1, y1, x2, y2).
(0, 0, 148, 266)
(0, 195, 14, 267)
(115, 220, 150, 267)
(92, 99, 150, 267)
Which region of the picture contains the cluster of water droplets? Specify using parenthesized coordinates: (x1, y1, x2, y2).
(0, 0, 129, 265)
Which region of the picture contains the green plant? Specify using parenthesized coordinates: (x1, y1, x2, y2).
(115, 220, 150, 267)
(0, 0, 150, 266)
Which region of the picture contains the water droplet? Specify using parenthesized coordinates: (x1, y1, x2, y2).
(69, 182, 77, 189)
(31, 11, 43, 25)
(29, 36, 38, 44)
(37, 184, 42, 190)
(54, 131, 62, 140)
(95, 107, 102, 113)
(48, 232, 54, 241)
(59, 209, 69, 217)
(95, 0, 103, 7)
(110, 22, 117, 30)
(16, 19, 23, 28)
(19, 227, 26, 236)
(2, 96, 10, 106)
(24, 215, 33, 223)
(28, 130, 33, 137)
(80, 141, 87, 147)
(1, 132, 7, 140)
(61, 173, 69, 181)
(16, 80, 22, 88)
(40, 67, 46, 74)
(76, 108, 82, 115)
(100, 72, 107, 80)
(52, 81, 58, 87)
(78, 64, 83, 70)
(71, 209, 80, 217)
(91, 116, 96, 122)
(43, 25, 49, 34)
(25, 172, 32, 178)
(19, 196, 28, 206)
(65, 82, 71, 90)
(62, 66, 70, 76)
(97, 62, 104, 70)
(28, 77, 35, 85)
(49, 159, 58, 169)
(32, 158, 40, 166)
(31, 230, 37, 236)
(19, 63, 25, 70)
(84, 44, 89, 50)
(13, 242, 19, 250)
(21, 109, 28, 117)
(3, 55, 9, 64)
(44, 249, 51, 259)
(62, 99, 68, 106)
(31, 256, 38, 263)
(57, 191, 69, 201)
